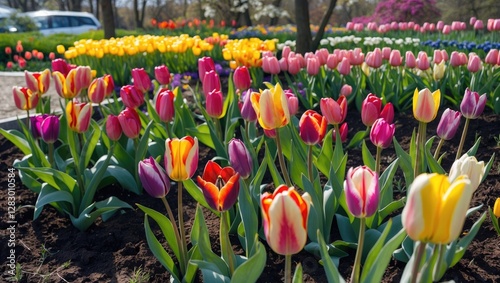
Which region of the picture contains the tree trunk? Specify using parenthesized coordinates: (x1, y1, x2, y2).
(101, 0, 116, 39)
(270, 0, 282, 26)
(295, 0, 312, 54)
(311, 0, 337, 51)
(139, 0, 147, 29)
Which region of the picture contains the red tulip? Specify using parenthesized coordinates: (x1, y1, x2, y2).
(299, 110, 327, 145)
(197, 160, 240, 211)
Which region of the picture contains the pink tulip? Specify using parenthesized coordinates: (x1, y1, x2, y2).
(467, 54, 482, 73)
(340, 84, 353, 97)
(474, 20, 484, 30)
(106, 114, 122, 141)
(416, 51, 430, 71)
(332, 122, 348, 143)
(344, 166, 379, 218)
(349, 48, 364, 66)
(206, 89, 224, 118)
(361, 93, 382, 127)
(320, 96, 347, 125)
(433, 50, 444, 64)
(120, 85, 144, 109)
(365, 48, 383, 68)
(436, 108, 461, 140)
(370, 118, 395, 149)
(233, 66, 251, 90)
(405, 51, 416, 68)
(262, 56, 281, 75)
(449, 51, 463, 67)
(460, 88, 487, 119)
(389, 50, 402, 66)
(155, 88, 175, 122)
(154, 65, 171, 85)
(315, 48, 329, 65)
(337, 57, 351, 75)
(485, 49, 499, 65)
(118, 107, 141, 139)
(198, 56, 215, 84)
(306, 56, 320, 76)
(285, 89, 299, 116)
(202, 70, 221, 97)
(299, 110, 327, 145)
(326, 54, 339, 69)
(281, 46, 291, 59)
(442, 25, 451, 34)
(287, 56, 301, 75)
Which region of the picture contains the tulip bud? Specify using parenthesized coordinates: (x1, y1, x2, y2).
(365, 48, 382, 68)
(460, 88, 487, 119)
(344, 166, 379, 218)
(416, 51, 430, 71)
(485, 49, 499, 65)
(233, 66, 251, 90)
(299, 110, 327, 145)
(285, 89, 299, 116)
(228, 138, 253, 179)
(239, 89, 257, 122)
(326, 54, 339, 70)
(467, 54, 482, 73)
(198, 56, 216, 83)
(155, 88, 175, 123)
(30, 114, 45, 139)
(131, 67, 152, 93)
(106, 114, 122, 141)
(202, 70, 221, 97)
(413, 88, 441, 123)
(405, 51, 416, 68)
(40, 115, 59, 144)
(370, 118, 395, 149)
(138, 156, 171, 198)
(436, 108, 461, 140)
(287, 56, 301, 75)
(262, 56, 281, 75)
(340, 84, 352, 97)
(261, 185, 311, 255)
(154, 64, 171, 85)
(337, 57, 351, 75)
(206, 89, 224, 118)
(118, 107, 141, 139)
(306, 56, 320, 76)
(449, 51, 463, 67)
(120, 85, 144, 109)
(449, 154, 485, 192)
(25, 69, 50, 95)
(13, 86, 38, 110)
(361, 93, 382, 127)
(332, 122, 348, 143)
(320, 96, 347, 125)
(389, 50, 402, 67)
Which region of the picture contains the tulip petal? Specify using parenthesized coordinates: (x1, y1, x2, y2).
(197, 176, 219, 211)
(219, 173, 240, 211)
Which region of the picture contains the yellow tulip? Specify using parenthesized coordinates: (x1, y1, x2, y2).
(250, 83, 290, 130)
(413, 88, 441, 123)
(164, 136, 199, 181)
(494, 198, 500, 218)
(433, 61, 446, 81)
(402, 173, 473, 244)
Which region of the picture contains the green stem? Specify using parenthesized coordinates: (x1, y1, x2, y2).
(244, 120, 250, 144)
(432, 244, 446, 281)
(351, 217, 366, 283)
(410, 241, 427, 283)
(220, 211, 236, 276)
(161, 196, 186, 275)
(414, 121, 427, 178)
(26, 110, 30, 129)
(455, 118, 470, 160)
(48, 142, 54, 168)
(284, 254, 292, 283)
(307, 145, 313, 182)
(214, 117, 223, 143)
(375, 146, 382, 176)
(178, 181, 188, 271)
(433, 138, 445, 160)
(76, 133, 85, 198)
(165, 121, 173, 139)
(275, 128, 292, 187)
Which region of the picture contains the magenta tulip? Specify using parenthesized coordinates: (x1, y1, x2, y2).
(344, 166, 379, 218)
(436, 109, 461, 140)
(370, 118, 395, 149)
(138, 156, 171, 198)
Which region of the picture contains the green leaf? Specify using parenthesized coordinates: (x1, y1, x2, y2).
(80, 120, 101, 170)
(425, 137, 445, 174)
(316, 230, 346, 283)
(137, 203, 180, 261)
(143, 214, 181, 282)
(70, 196, 131, 231)
(451, 211, 487, 267)
(103, 165, 141, 194)
(34, 184, 74, 219)
(361, 141, 375, 170)
(18, 166, 77, 195)
(188, 123, 215, 149)
(379, 158, 399, 208)
(264, 142, 285, 186)
(346, 130, 367, 149)
(335, 214, 358, 244)
(316, 129, 334, 176)
(80, 150, 114, 212)
(393, 137, 414, 185)
(0, 128, 31, 155)
(292, 263, 303, 283)
(231, 237, 266, 283)
(135, 120, 153, 165)
(237, 179, 258, 257)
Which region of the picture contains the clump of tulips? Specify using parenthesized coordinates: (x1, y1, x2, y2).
(3, 51, 496, 283)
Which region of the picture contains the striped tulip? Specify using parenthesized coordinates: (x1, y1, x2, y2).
(460, 88, 487, 119)
(164, 136, 199, 181)
(344, 166, 380, 218)
(53, 70, 78, 99)
(25, 69, 50, 95)
(13, 86, 38, 110)
(402, 173, 473, 244)
(66, 101, 92, 133)
(197, 160, 240, 212)
(261, 185, 311, 255)
(88, 77, 107, 104)
(413, 88, 441, 123)
(250, 83, 290, 130)
(138, 156, 171, 198)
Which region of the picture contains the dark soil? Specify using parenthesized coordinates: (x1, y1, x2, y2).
(1, 108, 499, 283)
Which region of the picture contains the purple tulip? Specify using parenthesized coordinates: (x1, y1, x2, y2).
(436, 109, 461, 140)
(228, 138, 253, 179)
(460, 88, 487, 119)
(138, 156, 171, 198)
(40, 115, 60, 144)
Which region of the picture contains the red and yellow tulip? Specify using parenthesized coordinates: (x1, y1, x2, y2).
(66, 100, 92, 133)
(164, 136, 199, 181)
(250, 83, 290, 130)
(12, 86, 38, 110)
(197, 161, 240, 212)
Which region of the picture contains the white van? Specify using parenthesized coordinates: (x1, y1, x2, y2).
(21, 10, 101, 35)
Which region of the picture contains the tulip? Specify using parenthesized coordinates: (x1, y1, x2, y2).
(467, 54, 482, 73)
(370, 118, 395, 149)
(306, 56, 320, 76)
(52, 71, 78, 99)
(287, 56, 301, 75)
(340, 84, 352, 97)
(198, 56, 216, 83)
(449, 154, 485, 192)
(344, 166, 379, 218)
(337, 57, 351, 75)
(413, 88, 441, 123)
(433, 61, 446, 81)
(299, 110, 327, 145)
(416, 51, 430, 71)
(361, 93, 382, 127)
(389, 50, 402, 66)
(405, 51, 416, 68)
(103, 74, 115, 97)
(228, 138, 253, 179)
(131, 68, 151, 93)
(39, 115, 59, 144)
(494, 198, 500, 218)
(320, 96, 347, 125)
(285, 89, 299, 116)
(326, 54, 339, 69)
(264, 128, 276, 138)
(449, 51, 463, 67)
(164, 136, 199, 181)
(138, 156, 171, 198)
(436, 109, 461, 140)
(154, 65, 171, 85)
(118, 107, 141, 139)
(485, 49, 499, 65)
(250, 83, 290, 130)
(120, 85, 144, 109)
(261, 185, 311, 255)
(349, 48, 364, 65)
(239, 89, 257, 122)
(460, 88, 487, 119)
(433, 50, 444, 64)
(262, 56, 281, 75)
(88, 77, 107, 104)
(233, 66, 251, 90)
(25, 69, 50, 95)
(197, 161, 240, 211)
(106, 114, 122, 141)
(202, 70, 221, 97)
(365, 48, 383, 68)
(155, 88, 175, 123)
(402, 173, 473, 244)
(315, 48, 329, 65)
(206, 89, 224, 118)
(381, 47, 391, 60)
(66, 101, 92, 133)
(13, 86, 38, 110)
(30, 114, 46, 139)
(75, 66, 92, 92)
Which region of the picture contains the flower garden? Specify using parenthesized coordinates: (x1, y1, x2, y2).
(1, 16, 500, 283)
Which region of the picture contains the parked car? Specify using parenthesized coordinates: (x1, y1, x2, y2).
(21, 10, 101, 35)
